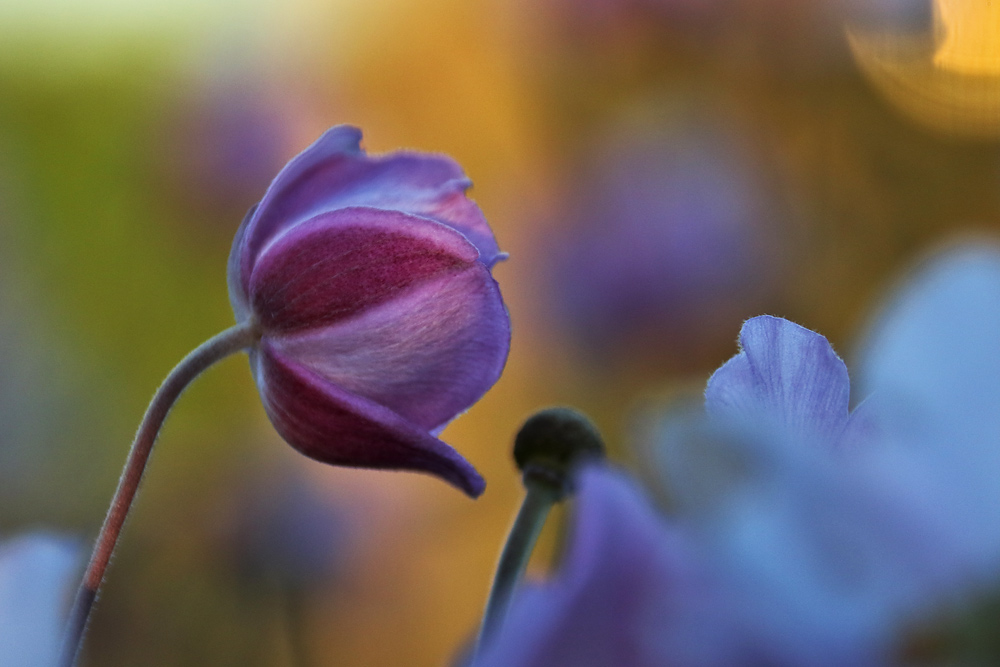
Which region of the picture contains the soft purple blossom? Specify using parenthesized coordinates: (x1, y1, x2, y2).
(0, 533, 79, 667)
(479, 243, 1000, 664)
(160, 78, 290, 217)
(547, 115, 783, 366)
(228, 126, 510, 497)
(219, 469, 350, 592)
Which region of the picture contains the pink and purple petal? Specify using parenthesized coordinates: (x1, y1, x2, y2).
(249, 207, 481, 334)
(705, 316, 851, 448)
(270, 260, 509, 433)
(254, 342, 485, 497)
(236, 125, 363, 291)
(237, 125, 501, 281)
(307, 151, 502, 267)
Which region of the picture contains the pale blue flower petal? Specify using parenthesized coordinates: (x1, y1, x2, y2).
(0, 533, 80, 667)
(705, 315, 851, 448)
(857, 243, 1000, 577)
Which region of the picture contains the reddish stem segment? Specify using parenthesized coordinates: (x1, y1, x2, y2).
(61, 322, 260, 667)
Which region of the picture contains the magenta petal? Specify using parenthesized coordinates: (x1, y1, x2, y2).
(271, 261, 509, 432)
(254, 342, 485, 497)
(249, 207, 481, 334)
(239, 125, 501, 280)
(237, 125, 363, 288)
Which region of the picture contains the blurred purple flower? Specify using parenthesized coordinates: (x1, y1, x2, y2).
(548, 116, 784, 368)
(160, 80, 290, 219)
(229, 126, 510, 497)
(657, 321, 959, 664)
(476, 466, 749, 667)
(479, 243, 1000, 664)
(220, 470, 350, 593)
(0, 533, 79, 667)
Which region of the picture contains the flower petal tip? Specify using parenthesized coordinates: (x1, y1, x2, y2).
(256, 345, 488, 497)
(315, 124, 364, 154)
(487, 251, 511, 269)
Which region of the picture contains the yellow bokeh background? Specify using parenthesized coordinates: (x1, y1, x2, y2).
(2, 0, 1000, 665)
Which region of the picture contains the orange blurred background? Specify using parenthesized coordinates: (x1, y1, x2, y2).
(1, 0, 999, 664)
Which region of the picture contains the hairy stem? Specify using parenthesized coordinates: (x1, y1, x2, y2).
(60, 322, 260, 667)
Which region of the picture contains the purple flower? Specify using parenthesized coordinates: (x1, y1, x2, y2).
(547, 115, 783, 367)
(476, 466, 749, 667)
(0, 533, 79, 667)
(159, 77, 291, 219)
(661, 248, 1000, 657)
(228, 126, 509, 497)
(698, 245, 1000, 592)
(478, 243, 1000, 663)
(219, 469, 350, 592)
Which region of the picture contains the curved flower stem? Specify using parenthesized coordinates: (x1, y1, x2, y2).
(474, 478, 559, 660)
(61, 322, 261, 667)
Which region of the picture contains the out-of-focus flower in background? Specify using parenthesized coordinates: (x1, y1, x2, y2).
(229, 125, 510, 496)
(3, 0, 1000, 663)
(661, 244, 1000, 661)
(218, 467, 350, 595)
(481, 242, 1000, 665)
(545, 107, 787, 372)
(154, 65, 293, 231)
(211, 464, 352, 664)
(0, 533, 79, 667)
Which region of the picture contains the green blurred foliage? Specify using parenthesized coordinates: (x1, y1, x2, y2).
(1, 0, 1000, 664)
